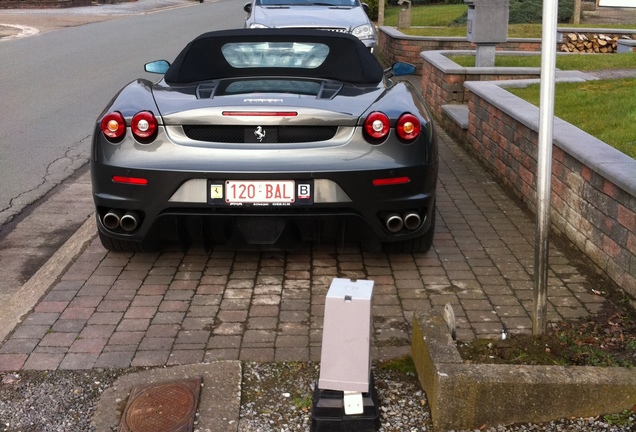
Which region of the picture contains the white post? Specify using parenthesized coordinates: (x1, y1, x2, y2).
(533, 0, 559, 336)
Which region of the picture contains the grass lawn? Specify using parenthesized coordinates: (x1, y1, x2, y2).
(440, 52, 636, 158)
(448, 52, 636, 70)
(382, 4, 636, 38)
(383, 4, 467, 28)
(380, 3, 636, 159)
(507, 79, 636, 159)
(397, 23, 636, 38)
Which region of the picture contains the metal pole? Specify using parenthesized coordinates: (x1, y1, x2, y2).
(533, 0, 558, 336)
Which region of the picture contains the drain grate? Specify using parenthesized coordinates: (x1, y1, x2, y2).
(118, 378, 202, 432)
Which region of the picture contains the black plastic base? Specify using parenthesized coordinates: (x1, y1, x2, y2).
(311, 375, 379, 432)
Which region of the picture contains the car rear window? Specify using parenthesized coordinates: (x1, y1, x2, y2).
(222, 42, 329, 69)
(165, 29, 384, 84)
(220, 79, 323, 95)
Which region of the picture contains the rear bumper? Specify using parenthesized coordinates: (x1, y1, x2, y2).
(91, 162, 437, 246)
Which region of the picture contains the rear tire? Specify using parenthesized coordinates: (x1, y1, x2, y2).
(98, 231, 154, 253)
(383, 209, 435, 254)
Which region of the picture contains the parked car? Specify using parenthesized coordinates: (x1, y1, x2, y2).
(243, 0, 377, 51)
(91, 29, 438, 252)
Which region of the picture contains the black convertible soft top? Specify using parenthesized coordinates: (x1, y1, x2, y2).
(164, 28, 384, 85)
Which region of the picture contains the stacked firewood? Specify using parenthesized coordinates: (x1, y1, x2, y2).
(560, 33, 623, 53)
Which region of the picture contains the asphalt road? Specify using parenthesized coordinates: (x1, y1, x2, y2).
(0, 0, 247, 317)
(0, 0, 245, 228)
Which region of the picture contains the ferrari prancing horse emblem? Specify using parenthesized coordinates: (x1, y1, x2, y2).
(254, 126, 266, 142)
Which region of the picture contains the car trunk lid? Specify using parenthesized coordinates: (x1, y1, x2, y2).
(151, 79, 383, 127)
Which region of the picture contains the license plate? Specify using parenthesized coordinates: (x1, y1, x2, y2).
(225, 180, 295, 204)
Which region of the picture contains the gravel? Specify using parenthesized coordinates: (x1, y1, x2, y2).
(1, 363, 634, 432)
(0, 369, 119, 432)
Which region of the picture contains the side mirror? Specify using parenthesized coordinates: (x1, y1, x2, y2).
(361, 2, 369, 14)
(244, 2, 252, 13)
(391, 62, 416, 77)
(145, 60, 170, 75)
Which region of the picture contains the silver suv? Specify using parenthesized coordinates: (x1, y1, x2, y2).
(243, 0, 377, 52)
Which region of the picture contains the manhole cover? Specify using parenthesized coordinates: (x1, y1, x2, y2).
(118, 378, 202, 432)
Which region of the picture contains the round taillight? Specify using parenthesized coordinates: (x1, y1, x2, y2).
(101, 112, 126, 140)
(131, 111, 158, 141)
(364, 111, 390, 141)
(396, 113, 421, 142)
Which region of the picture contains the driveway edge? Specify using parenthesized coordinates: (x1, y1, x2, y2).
(0, 214, 96, 342)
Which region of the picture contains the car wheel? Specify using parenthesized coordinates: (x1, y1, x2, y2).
(98, 231, 153, 253)
(383, 209, 435, 254)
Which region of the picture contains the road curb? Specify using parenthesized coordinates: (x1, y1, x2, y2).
(0, 214, 96, 343)
(0, 23, 39, 40)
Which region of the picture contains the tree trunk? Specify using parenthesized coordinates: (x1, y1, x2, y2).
(573, 0, 582, 25)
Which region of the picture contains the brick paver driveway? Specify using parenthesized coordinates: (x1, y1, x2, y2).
(0, 130, 607, 371)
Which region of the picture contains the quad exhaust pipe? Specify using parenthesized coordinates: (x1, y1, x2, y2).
(385, 213, 404, 233)
(403, 212, 421, 230)
(103, 209, 139, 232)
(384, 211, 422, 233)
(103, 210, 122, 231)
(120, 211, 139, 232)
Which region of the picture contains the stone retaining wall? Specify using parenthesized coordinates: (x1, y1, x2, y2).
(463, 82, 635, 296)
(378, 27, 540, 73)
(436, 75, 636, 296)
(412, 310, 636, 431)
(400, 39, 636, 296)
(419, 50, 540, 119)
(379, 26, 636, 73)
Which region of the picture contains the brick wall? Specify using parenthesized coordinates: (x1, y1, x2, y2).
(378, 27, 541, 72)
(421, 57, 538, 119)
(465, 93, 542, 206)
(379, 27, 636, 71)
(379, 26, 636, 297)
(463, 83, 636, 297)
